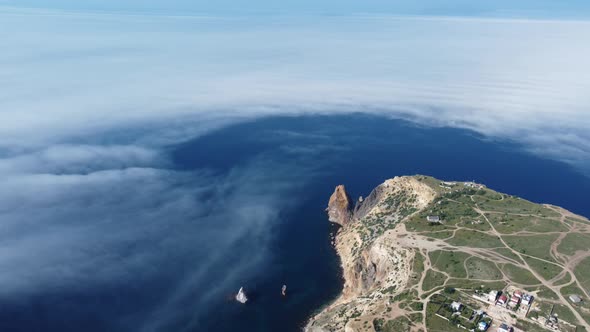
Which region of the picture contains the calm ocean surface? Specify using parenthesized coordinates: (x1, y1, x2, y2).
(172, 114, 590, 332)
(1, 114, 588, 332)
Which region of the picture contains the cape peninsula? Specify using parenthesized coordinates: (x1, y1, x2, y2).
(306, 175, 590, 332)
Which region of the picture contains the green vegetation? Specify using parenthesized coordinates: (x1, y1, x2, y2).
(424, 198, 480, 226)
(465, 256, 503, 280)
(557, 233, 590, 256)
(500, 263, 541, 285)
(560, 284, 585, 299)
(429, 251, 468, 278)
(574, 256, 590, 294)
(408, 312, 423, 322)
(422, 270, 447, 292)
(425, 301, 465, 332)
(503, 233, 559, 262)
(515, 318, 543, 332)
(493, 248, 523, 264)
(566, 216, 590, 225)
(554, 272, 572, 286)
(415, 176, 452, 194)
(409, 301, 424, 311)
(553, 304, 578, 324)
(393, 289, 419, 303)
(423, 230, 454, 239)
(523, 256, 563, 280)
(373, 316, 412, 332)
(446, 229, 504, 248)
(487, 213, 568, 234)
(461, 219, 491, 231)
(445, 279, 506, 291)
(474, 195, 559, 217)
(406, 218, 446, 232)
(527, 285, 560, 300)
(560, 284, 590, 325)
(408, 251, 426, 287)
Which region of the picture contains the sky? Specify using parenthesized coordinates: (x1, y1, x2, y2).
(4, 0, 590, 17)
(1, 1, 590, 330)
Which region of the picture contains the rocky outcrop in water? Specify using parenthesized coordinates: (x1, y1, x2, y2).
(236, 287, 248, 304)
(326, 185, 353, 226)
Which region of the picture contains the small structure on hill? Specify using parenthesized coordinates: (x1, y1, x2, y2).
(508, 295, 520, 307)
(427, 215, 441, 223)
(497, 295, 508, 305)
(488, 290, 499, 302)
(521, 294, 533, 306)
(236, 287, 248, 304)
(478, 320, 489, 331)
(569, 294, 582, 304)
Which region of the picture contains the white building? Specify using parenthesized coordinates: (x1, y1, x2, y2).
(427, 215, 441, 223)
(521, 294, 533, 306)
(488, 290, 499, 302)
(451, 301, 463, 312)
(570, 295, 582, 304)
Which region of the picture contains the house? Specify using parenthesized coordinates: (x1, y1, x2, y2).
(497, 295, 508, 305)
(509, 295, 520, 307)
(497, 323, 512, 332)
(450, 301, 463, 312)
(513, 290, 523, 298)
(478, 321, 489, 331)
(570, 295, 582, 304)
(521, 294, 533, 306)
(427, 215, 441, 223)
(488, 290, 499, 302)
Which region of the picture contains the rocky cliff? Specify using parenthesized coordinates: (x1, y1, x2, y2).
(327, 185, 353, 226)
(308, 175, 590, 332)
(306, 176, 436, 332)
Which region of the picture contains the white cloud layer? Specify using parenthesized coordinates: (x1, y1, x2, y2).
(0, 141, 315, 330)
(1, 9, 589, 169)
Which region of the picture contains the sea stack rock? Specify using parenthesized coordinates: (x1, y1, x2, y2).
(326, 185, 353, 226)
(236, 287, 248, 304)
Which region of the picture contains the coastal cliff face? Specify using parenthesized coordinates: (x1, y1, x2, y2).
(307, 176, 436, 332)
(308, 175, 590, 332)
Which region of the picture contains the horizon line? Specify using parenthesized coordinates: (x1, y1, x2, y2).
(2, 5, 590, 24)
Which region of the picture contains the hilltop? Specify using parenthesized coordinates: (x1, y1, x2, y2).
(306, 175, 590, 332)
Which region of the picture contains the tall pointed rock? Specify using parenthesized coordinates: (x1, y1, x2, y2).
(326, 185, 353, 226)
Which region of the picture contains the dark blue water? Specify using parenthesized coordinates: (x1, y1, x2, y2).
(1, 114, 588, 332)
(168, 114, 590, 331)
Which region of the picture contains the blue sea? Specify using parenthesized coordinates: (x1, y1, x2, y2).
(1, 114, 588, 332)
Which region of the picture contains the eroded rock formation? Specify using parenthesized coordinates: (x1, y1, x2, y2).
(307, 176, 437, 332)
(327, 185, 353, 226)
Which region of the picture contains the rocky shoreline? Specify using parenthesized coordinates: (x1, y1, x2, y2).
(306, 176, 436, 332)
(306, 175, 590, 332)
